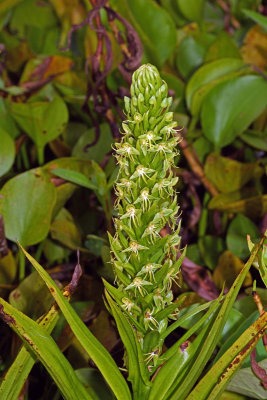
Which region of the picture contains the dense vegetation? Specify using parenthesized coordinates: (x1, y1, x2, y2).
(0, 1, 266, 399)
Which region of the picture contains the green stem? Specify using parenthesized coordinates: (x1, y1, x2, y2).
(37, 146, 44, 165)
(19, 247, 25, 281)
(35, 240, 45, 263)
(187, 116, 198, 135)
(21, 142, 30, 170)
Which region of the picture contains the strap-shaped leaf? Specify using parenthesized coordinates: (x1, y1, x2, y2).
(0, 298, 92, 400)
(19, 244, 132, 400)
(103, 279, 145, 334)
(0, 304, 60, 400)
(161, 298, 220, 341)
(168, 237, 265, 400)
(163, 290, 223, 361)
(187, 311, 267, 400)
(149, 310, 219, 400)
(105, 291, 151, 397)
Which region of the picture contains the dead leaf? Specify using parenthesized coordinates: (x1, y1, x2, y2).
(204, 153, 263, 194)
(241, 25, 267, 70)
(213, 250, 252, 289)
(209, 192, 267, 218)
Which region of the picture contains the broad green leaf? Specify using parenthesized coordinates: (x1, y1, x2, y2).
(113, 0, 176, 66)
(205, 32, 241, 62)
(176, 36, 207, 79)
(0, 129, 15, 177)
(226, 214, 260, 259)
(186, 58, 246, 107)
(240, 130, 267, 151)
(10, 0, 57, 34)
(204, 152, 263, 193)
(52, 168, 97, 191)
(10, 96, 68, 164)
(161, 73, 184, 102)
(227, 359, 267, 399)
(201, 75, 267, 148)
(72, 124, 113, 164)
(50, 207, 88, 251)
(19, 245, 132, 400)
(243, 9, 267, 31)
(193, 136, 213, 163)
(43, 157, 95, 218)
(0, 98, 20, 139)
(198, 235, 224, 270)
(187, 312, 267, 400)
(0, 169, 56, 246)
(43, 238, 69, 264)
(51, 219, 82, 250)
(186, 58, 248, 116)
(9, 271, 53, 319)
(0, 298, 93, 400)
(177, 0, 205, 22)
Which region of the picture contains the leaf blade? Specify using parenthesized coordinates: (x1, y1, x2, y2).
(19, 244, 132, 400)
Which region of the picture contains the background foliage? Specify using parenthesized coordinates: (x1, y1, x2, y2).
(0, 0, 266, 399)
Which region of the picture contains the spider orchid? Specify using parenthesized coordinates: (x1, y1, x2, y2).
(122, 241, 149, 260)
(125, 277, 153, 297)
(121, 297, 141, 314)
(121, 205, 141, 228)
(133, 188, 155, 211)
(130, 165, 155, 183)
(143, 347, 161, 367)
(136, 263, 161, 282)
(142, 222, 161, 243)
(108, 64, 182, 371)
(143, 308, 159, 330)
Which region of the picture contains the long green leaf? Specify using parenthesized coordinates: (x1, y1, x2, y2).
(164, 310, 220, 400)
(19, 244, 132, 400)
(0, 298, 92, 400)
(163, 290, 223, 361)
(105, 291, 150, 399)
(188, 311, 267, 400)
(169, 237, 264, 400)
(0, 304, 60, 400)
(243, 9, 267, 31)
(161, 298, 219, 341)
(52, 168, 98, 191)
